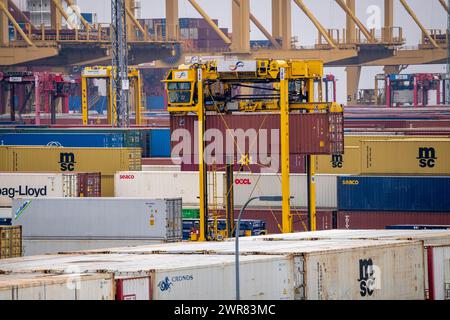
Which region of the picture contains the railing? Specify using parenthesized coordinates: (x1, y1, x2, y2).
(420, 29, 448, 48)
(316, 27, 405, 48)
(5, 22, 177, 46)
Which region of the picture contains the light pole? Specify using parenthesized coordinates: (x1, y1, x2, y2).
(235, 195, 283, 300)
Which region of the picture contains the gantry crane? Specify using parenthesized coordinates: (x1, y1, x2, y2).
(164, 58, 344, 241)
(81, 66, 143, 126)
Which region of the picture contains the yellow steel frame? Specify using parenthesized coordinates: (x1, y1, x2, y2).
(165, 59, 342, 240)
(81, 66, 143, 126)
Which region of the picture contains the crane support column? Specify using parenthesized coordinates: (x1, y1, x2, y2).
(346, 65, 361, 105)
(307, 79, 317, 231)
(345, 0, 356, 43)
(231, 0, 250, 52)
(384, 0, 394, 42)
(272, 0, 292, 49)
(197, 67, 207, 241)
(166, 0, 179, 41)
(280, 67, 292, 233)
(50, 0, 62, 31)
(0, 0, 8, 46)
(81, 77, 88, 125)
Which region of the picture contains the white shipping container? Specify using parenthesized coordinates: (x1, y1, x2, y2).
(12, 198, 182, 241)
(22, 239, 168, 256)
(248, 229, 450, 246)
(141, 165, 181, 172)
(0, 273, 114, 300)
(0, 254, 293, 300)
(116, 276, 151, 300)
(426, 245, 450, 300)
(60, 239, 425, 300)
(0, 173, 80, 207)
(115, 171, 339, 209)
(115, 171, 224, 206)
(233, 173, 338, 208)
(0, 207, 10, 219)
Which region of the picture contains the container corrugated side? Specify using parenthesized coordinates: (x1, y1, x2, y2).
(115, 171, 224, 207)
(0, 146, 142, 196)
(337, 176, 450, 212)
(427, 245, 450, 300)
(361, 139, 450, 175)
(337, 211, 450, 232)
(232, 173, 338, 208)
(116, 276, 151, 300)
(0, 254, 294, 300)
(47, 239, 425, 300)
(314, 146, 361, 174)
(0, 273, 114, 300)
(12, 198, 182, 241)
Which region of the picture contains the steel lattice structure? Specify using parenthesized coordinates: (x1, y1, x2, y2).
(111, 0, 130, 127)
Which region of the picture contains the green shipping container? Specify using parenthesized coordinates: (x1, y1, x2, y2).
(182, 208, 200, 219)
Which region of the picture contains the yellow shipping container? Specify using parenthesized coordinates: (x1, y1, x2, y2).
(0, 146, 142, 196)
(315, 146, 361, 174)
(361, 138, 450, 175)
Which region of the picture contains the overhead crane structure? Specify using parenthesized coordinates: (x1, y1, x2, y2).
(162, 0, 449, 104)
(164, 59, 344, 241)
(81, 66, 143, 126)
(0, 0, 177, 66)
(0, 70, 79, 124)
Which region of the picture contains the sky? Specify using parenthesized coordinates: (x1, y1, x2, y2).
(73, 0, 448, 103)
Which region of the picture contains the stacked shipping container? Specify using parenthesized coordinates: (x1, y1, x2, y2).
(0, 238, 427, 300)
(0, 146, 141, 196)
(12, 197, 183, 256)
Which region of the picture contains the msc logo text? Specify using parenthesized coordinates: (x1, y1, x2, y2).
(331, 154, 343, 168)
(417, 147, 437, 168)
(59, 153, 76, 171)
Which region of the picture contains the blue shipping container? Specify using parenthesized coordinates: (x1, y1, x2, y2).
(337, 176, 450, 212)
(0, 133, 125, 148)
(149, 129, 171, 157)
(146, 96, 165, 110)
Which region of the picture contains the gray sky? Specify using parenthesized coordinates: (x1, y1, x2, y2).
(75, 0, 447, 103)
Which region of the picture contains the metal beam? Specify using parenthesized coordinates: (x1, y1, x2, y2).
(166, 0, 179, 41)
(439, 0, 450, 13)
(346, 65, 361, 105)
(51, 0, 77, 30)
(64, 0, 91, 30)
(187, 0, 231, 45)
(0, 0, 8, 46)
(335, 0, 375, 43)
(233, 0, 280, 49)
(398, 0, 440, 48)
(0, 0, 34, 46)
(280, 0, 292, 49)
(384, 0, 394, 42)
(125, 5, 146, 37)
(293, 0, 337, 49)
(271, 0, 291, 49)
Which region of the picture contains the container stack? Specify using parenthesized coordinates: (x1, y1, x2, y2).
(2, 228, 450, 300)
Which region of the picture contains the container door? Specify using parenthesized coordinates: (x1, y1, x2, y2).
(62, 174, 78, 197)
(293, 256, 306, 300)
(116, 277, 152, 300)
(165, 199, 182, 242)
(428, 245, 450, 300)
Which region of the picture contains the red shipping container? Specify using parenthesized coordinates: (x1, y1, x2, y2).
(170, 113, 342, 172)
(337, 211, 450, 230)
(77, 172, 101, 197)
(217, 209, 335, 234)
